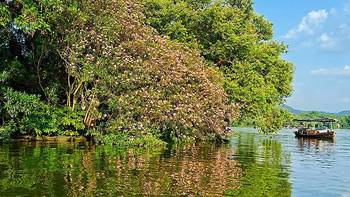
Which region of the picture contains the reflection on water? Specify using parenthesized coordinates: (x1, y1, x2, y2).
(270, 129, 350, 197)
(296, 137, 335, 149)
(0, 132, 291, 196)
(228, 133, 291, 197)
(0, 142, 242, 196)
(2, 129, 348, 196)
(296, 137, 336, 165)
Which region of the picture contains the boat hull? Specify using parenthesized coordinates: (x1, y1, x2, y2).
(294, 131, 335, 139)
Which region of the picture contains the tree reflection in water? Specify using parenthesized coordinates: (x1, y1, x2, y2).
(0, 142, 241, 196)
(0, 133, 292, 196)
(228, 133, 292, 197)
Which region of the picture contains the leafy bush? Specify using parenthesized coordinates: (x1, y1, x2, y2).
(93, 132, 165, 148)
(55, 107, 85, 136)
(0, 88, 85, 138)
(0, 88, 58, 136)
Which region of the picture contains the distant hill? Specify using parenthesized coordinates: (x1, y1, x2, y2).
(338, 110, 350, 116)
(282, 104, 350, 116)
(281, 104, 304, 115)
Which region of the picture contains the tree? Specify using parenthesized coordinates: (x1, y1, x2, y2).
(58, 0, 236, 142)
(0, 0, 236, 143)
(144, 0, 294, 133)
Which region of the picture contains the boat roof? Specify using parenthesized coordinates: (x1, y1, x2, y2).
(293, 118, 338, 122)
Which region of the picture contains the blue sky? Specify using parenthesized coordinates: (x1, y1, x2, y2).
(254, 0, 350, 112)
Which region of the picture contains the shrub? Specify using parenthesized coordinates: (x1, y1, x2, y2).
(93, 132, 165, 148)
(0, 88, 85, 138)
(0, 88, 58, 136)
(55, 107, 86, 136)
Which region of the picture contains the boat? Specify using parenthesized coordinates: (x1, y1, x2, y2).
(293, 118, 337, 139)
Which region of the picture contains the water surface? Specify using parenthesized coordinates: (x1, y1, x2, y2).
(0, 129, 349, 196)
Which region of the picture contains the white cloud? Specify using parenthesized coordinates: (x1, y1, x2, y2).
(284, 10, 328, 39)
(320, 33, 332, 42)
(318, 33, 336, 49)
(310, 65, 350, 76)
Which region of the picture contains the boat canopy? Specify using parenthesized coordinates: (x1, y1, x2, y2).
(293, 118, 338, 123)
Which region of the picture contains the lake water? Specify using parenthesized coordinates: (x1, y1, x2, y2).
(0, 129, 349, 196)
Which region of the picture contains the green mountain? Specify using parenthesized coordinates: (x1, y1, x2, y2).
(338, 110, 350, 116)
(281, 104, 304, 115)
(282, 105, 350, 116)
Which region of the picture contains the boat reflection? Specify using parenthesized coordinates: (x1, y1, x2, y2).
(297, 137, 335, 149)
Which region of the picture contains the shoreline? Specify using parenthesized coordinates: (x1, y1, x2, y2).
(10, 135, 88, 143)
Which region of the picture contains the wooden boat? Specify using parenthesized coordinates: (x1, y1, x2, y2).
(294, 128, 335, 139)
(293, 118, 337, 139)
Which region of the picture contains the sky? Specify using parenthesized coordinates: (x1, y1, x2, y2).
(254, 0, 350, 112)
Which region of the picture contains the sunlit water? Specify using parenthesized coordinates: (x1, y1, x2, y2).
(0, 129, 349, 196)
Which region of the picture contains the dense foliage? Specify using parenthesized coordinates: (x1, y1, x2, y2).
(0, 0, 294, 145)
(143, 0, 294, 133)
(0, 0, 236, 144)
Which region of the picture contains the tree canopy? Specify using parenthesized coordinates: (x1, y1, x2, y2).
(0, 0, 294, 144)
(143, 0, 294, 133)
(0, 0, 235, 144)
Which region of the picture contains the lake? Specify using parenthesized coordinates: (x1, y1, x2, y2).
(0, 129, 349, 196)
